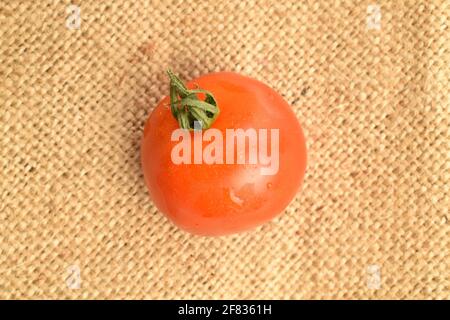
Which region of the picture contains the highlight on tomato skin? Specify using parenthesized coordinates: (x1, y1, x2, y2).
(141, 71, 307, 236)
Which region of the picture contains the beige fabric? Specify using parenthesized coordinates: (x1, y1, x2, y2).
(0, 0, 449, 299)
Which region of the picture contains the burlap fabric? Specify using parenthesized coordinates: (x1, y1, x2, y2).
(0, 0, 448, 299)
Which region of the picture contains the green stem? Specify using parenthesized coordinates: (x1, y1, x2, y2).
(167, 69, 220, 130)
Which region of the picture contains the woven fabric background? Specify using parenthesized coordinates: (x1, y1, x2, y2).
(1, 0, 449, 299)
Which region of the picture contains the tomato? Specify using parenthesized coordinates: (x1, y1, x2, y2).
(141, 71, 306, 236)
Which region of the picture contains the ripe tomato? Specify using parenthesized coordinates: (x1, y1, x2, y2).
(141, 71, 306, 236)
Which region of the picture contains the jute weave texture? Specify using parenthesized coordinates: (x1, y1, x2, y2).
(0, 0, 448, 299)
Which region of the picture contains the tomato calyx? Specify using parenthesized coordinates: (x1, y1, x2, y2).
(167, 70, 220, 130)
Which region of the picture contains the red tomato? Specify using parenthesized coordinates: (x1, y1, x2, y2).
(141, 72, 306, 236)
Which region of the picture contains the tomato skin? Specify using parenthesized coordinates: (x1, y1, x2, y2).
(141, 72, 307, 236)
